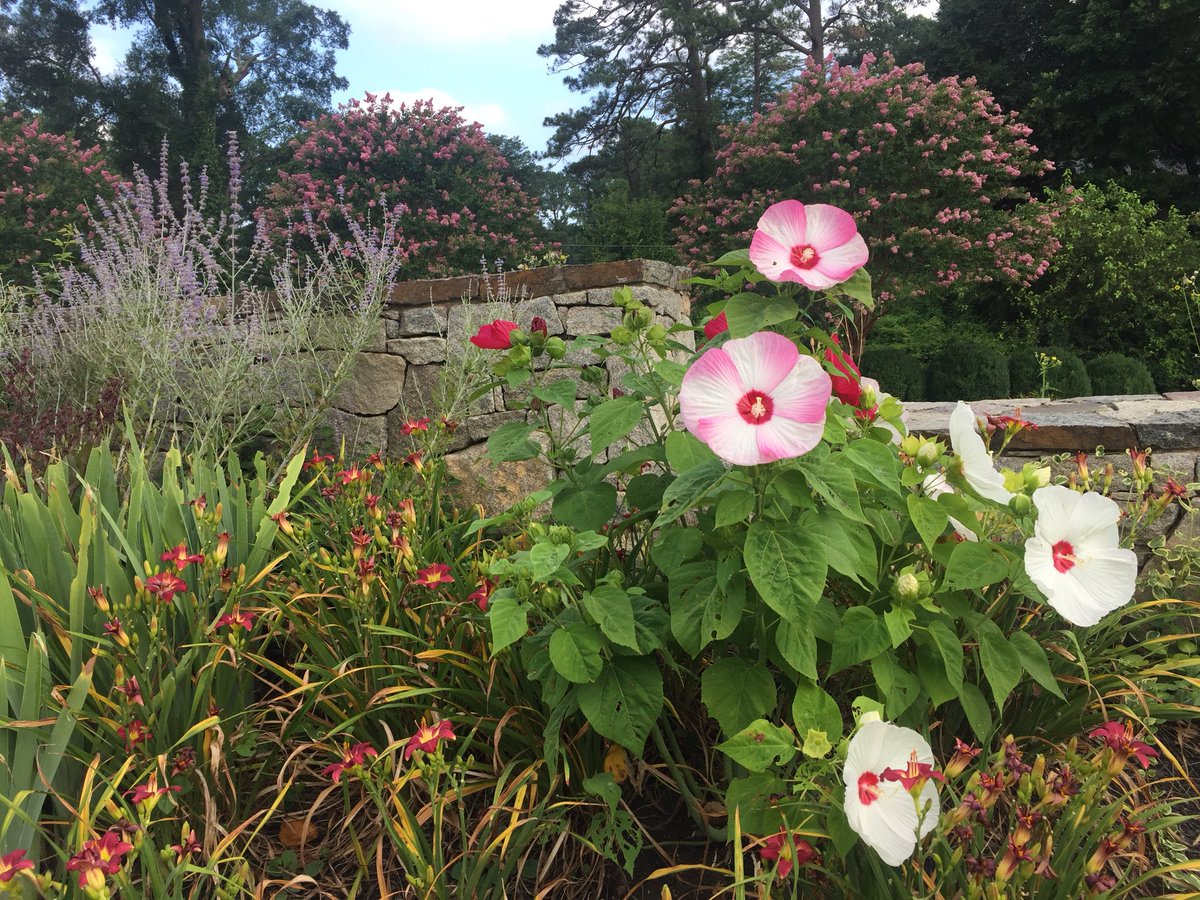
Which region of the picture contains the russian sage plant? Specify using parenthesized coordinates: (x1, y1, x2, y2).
(18, 137, 403, 464)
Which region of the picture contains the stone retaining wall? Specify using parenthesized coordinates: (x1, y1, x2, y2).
(325, 259, 692, 461)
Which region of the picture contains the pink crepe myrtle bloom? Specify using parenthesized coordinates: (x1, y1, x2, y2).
(678, 331, 830, 467)
(469, 319, 519, 349)
(405, 719, 455, 760)
(844, 720, 941, 867)
(1024, 485, 1137, 626)
(748, 199, 869, 289)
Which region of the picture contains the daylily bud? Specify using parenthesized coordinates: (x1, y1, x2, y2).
(214, 532, 230, 565)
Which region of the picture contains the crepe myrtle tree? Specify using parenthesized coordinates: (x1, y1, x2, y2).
(257, 94, 541, 278)
(672, 54, 1059, 352)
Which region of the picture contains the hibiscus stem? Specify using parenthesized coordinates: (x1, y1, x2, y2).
(651, 724, 727, 842)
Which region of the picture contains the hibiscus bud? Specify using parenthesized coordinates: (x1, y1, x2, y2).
(545, 336, 566, 359)
(634, 306, 654, 328)
(859, 385, 878, 410)
(508, 344, 532, 367)
(1009, 493, 1032, 515)
(915, 441, 941, 468)
(894, 572, 921, 602)
(900, 435, 922, 459)
(647, 324, 667, 343)
(530, 316, 548, 336)
(610, 326, 634, 345)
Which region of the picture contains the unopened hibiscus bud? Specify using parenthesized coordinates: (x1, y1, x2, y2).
(1009, 493, 1032, 515)
(894, 572, 921, 602)
(1026, 466, 1051, 489)
(915, 441, 941, 468)
(647, 323, 667, 343)
(530, 316, 548, 337)
(508, 328, 529, 347)
(610, 325, 634, 345)
(545, 336, 566, 359)
(859, 384, 878, 411)
(508, 344, 532, 367)
(900, 435, 922, 459)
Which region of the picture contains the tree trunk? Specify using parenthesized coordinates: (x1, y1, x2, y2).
(178, 0, 218, 175)
(808, 0, 825, 65)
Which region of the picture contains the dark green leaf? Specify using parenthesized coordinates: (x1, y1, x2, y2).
(649, 526, 703, 572)
(584, 584, 639, 651)
(652, 459, 727, 528)
(799, 453, 866, 522)
(717, 719, 796, 772)
(926, 619, 964, 693)
(702, 658, 777, 736)
(553, 482, 617, 532)
(664, 430, 717, 472)
(744, 521, 827, 623)
(944, 541, 1010, 590)
(775, 620, 817, 680)
(589, 397, 644, 452)
(577, 656, 663, 754)
(829, 606, 890, 674)
(958, 682, 993, 742)
(488, 596, 528, 652)
(670, 568, 745, 656)
(549, 623, 605, 683)
(790, 680, 843, 742)
(531, 378, 578, 407)
(625, 473, 670, 511)
(724, 292, 798, 338)
(1009, 631, 1065, 699)
(976, 619, 1022, 709)
(906, 494, 949, 549)
(486, 421, 539, 462)
(871, 651, 921, 719)
(715, 489, 756, 527)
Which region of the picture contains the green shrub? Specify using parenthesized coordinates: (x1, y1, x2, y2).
(1015, 179, 1200, 391)
(1087, 352, 1158, 395)
(860, 345, 926, 400)
(926, 341, 1009, 400)
(1009, 346, 1094, 398)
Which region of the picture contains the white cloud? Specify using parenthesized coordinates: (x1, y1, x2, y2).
(377, 87, 510, 131)
(333, 0, 562, 46)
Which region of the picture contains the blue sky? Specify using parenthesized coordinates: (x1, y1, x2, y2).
(90, 0, 579, 154)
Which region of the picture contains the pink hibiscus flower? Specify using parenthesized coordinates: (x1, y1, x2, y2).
(678, 331, 830, 466)
(748, 199, 869, 290)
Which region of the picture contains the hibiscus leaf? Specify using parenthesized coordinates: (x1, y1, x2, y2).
(1009, 631, 1065, 699)
(926, 619, 964, 693)
(487, 595, 529, 653)
(531, 378, 578, 408)
(775, 620, 817, 680)
(744, 521, 827, 623)
(829, 606, 890, 674)
(664, 430, 718, 472)
(976, 619, 1022, 709)
(790, 679, 843, 743)
(709, 248, 751, 268)
(549, 622, 605, 684)
(653, 459, 727, 528)
(589, 397, 644, 452)
(832, 268, 874, 308)
(907, 494, 949, 549)
(486, 422, 539, 462)
(958, 682, 994, 743)
(584, 584, 639, 652)
(701, 658, 777, 736)
(577, 656, 663, 754)
(798, 452, 867, 523)
(717, 719, 797, 772)
(724, 292, 798, 338)
(669, 567, 745, 656)
(944, 541, 1010, 590)
(553, 482, 617, 532)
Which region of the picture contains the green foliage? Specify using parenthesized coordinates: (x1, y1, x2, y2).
(859, 346, 926, 401)
(578, 179, 678, 264)
(1086, 352, 1158, 396)
(1009, 346, 1092, 398)
(1015, 180, 1200, 390)
(925, 341, 1010, 400)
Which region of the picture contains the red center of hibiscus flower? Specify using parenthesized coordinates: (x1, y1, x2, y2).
(789, 244, 820, 269)
(1051, 540, 1076, 573)
(736, 391, 774, 424)
(858, 770, 881, 805)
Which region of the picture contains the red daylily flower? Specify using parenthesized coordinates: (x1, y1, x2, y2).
(760, 830, 815, 879)
(468, 578, 496, 612)
(323, 741, 378, 783)
(943, 737, 981, 778)
(118, 719, 151, 750)
(414, 563, 454, 588)
(66, 830, 133, 887)
(1089, 721, 1158, 771)
(171, 829, 201, 858)
(469, 319, 519, 349)
(0, 849, 33, 882)
(404, 451, 424, 471)
(160, 543, 204, 571)
(401, 417, 430, 435)
(405, 719, 455, 760)
(881, 749, 944, 790)
(338, 465, 370, 486)
(116, 676, 143, 706)
(214, 607, 256, 632)
(103, 618, 129, 648)
(144, 571, 187, 603)
(125, 774, 180, 810)
(303, 449, 335, 471)
(703, 310, 728, 340)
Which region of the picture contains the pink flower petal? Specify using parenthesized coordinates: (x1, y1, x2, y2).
(812, 233, 870, 283)
(694, 412, 762, 466)
(722, 332, 799, 394)
(748, 229, 794, 282)
(769, 355, 832, 422)
(755, 416, 825, 461)
(754, 198, 808, 246)
(679, 347, 745, 433)
(802, 203, 861, 253)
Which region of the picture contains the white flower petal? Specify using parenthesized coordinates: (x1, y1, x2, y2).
(949, 401, 1013, 505)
